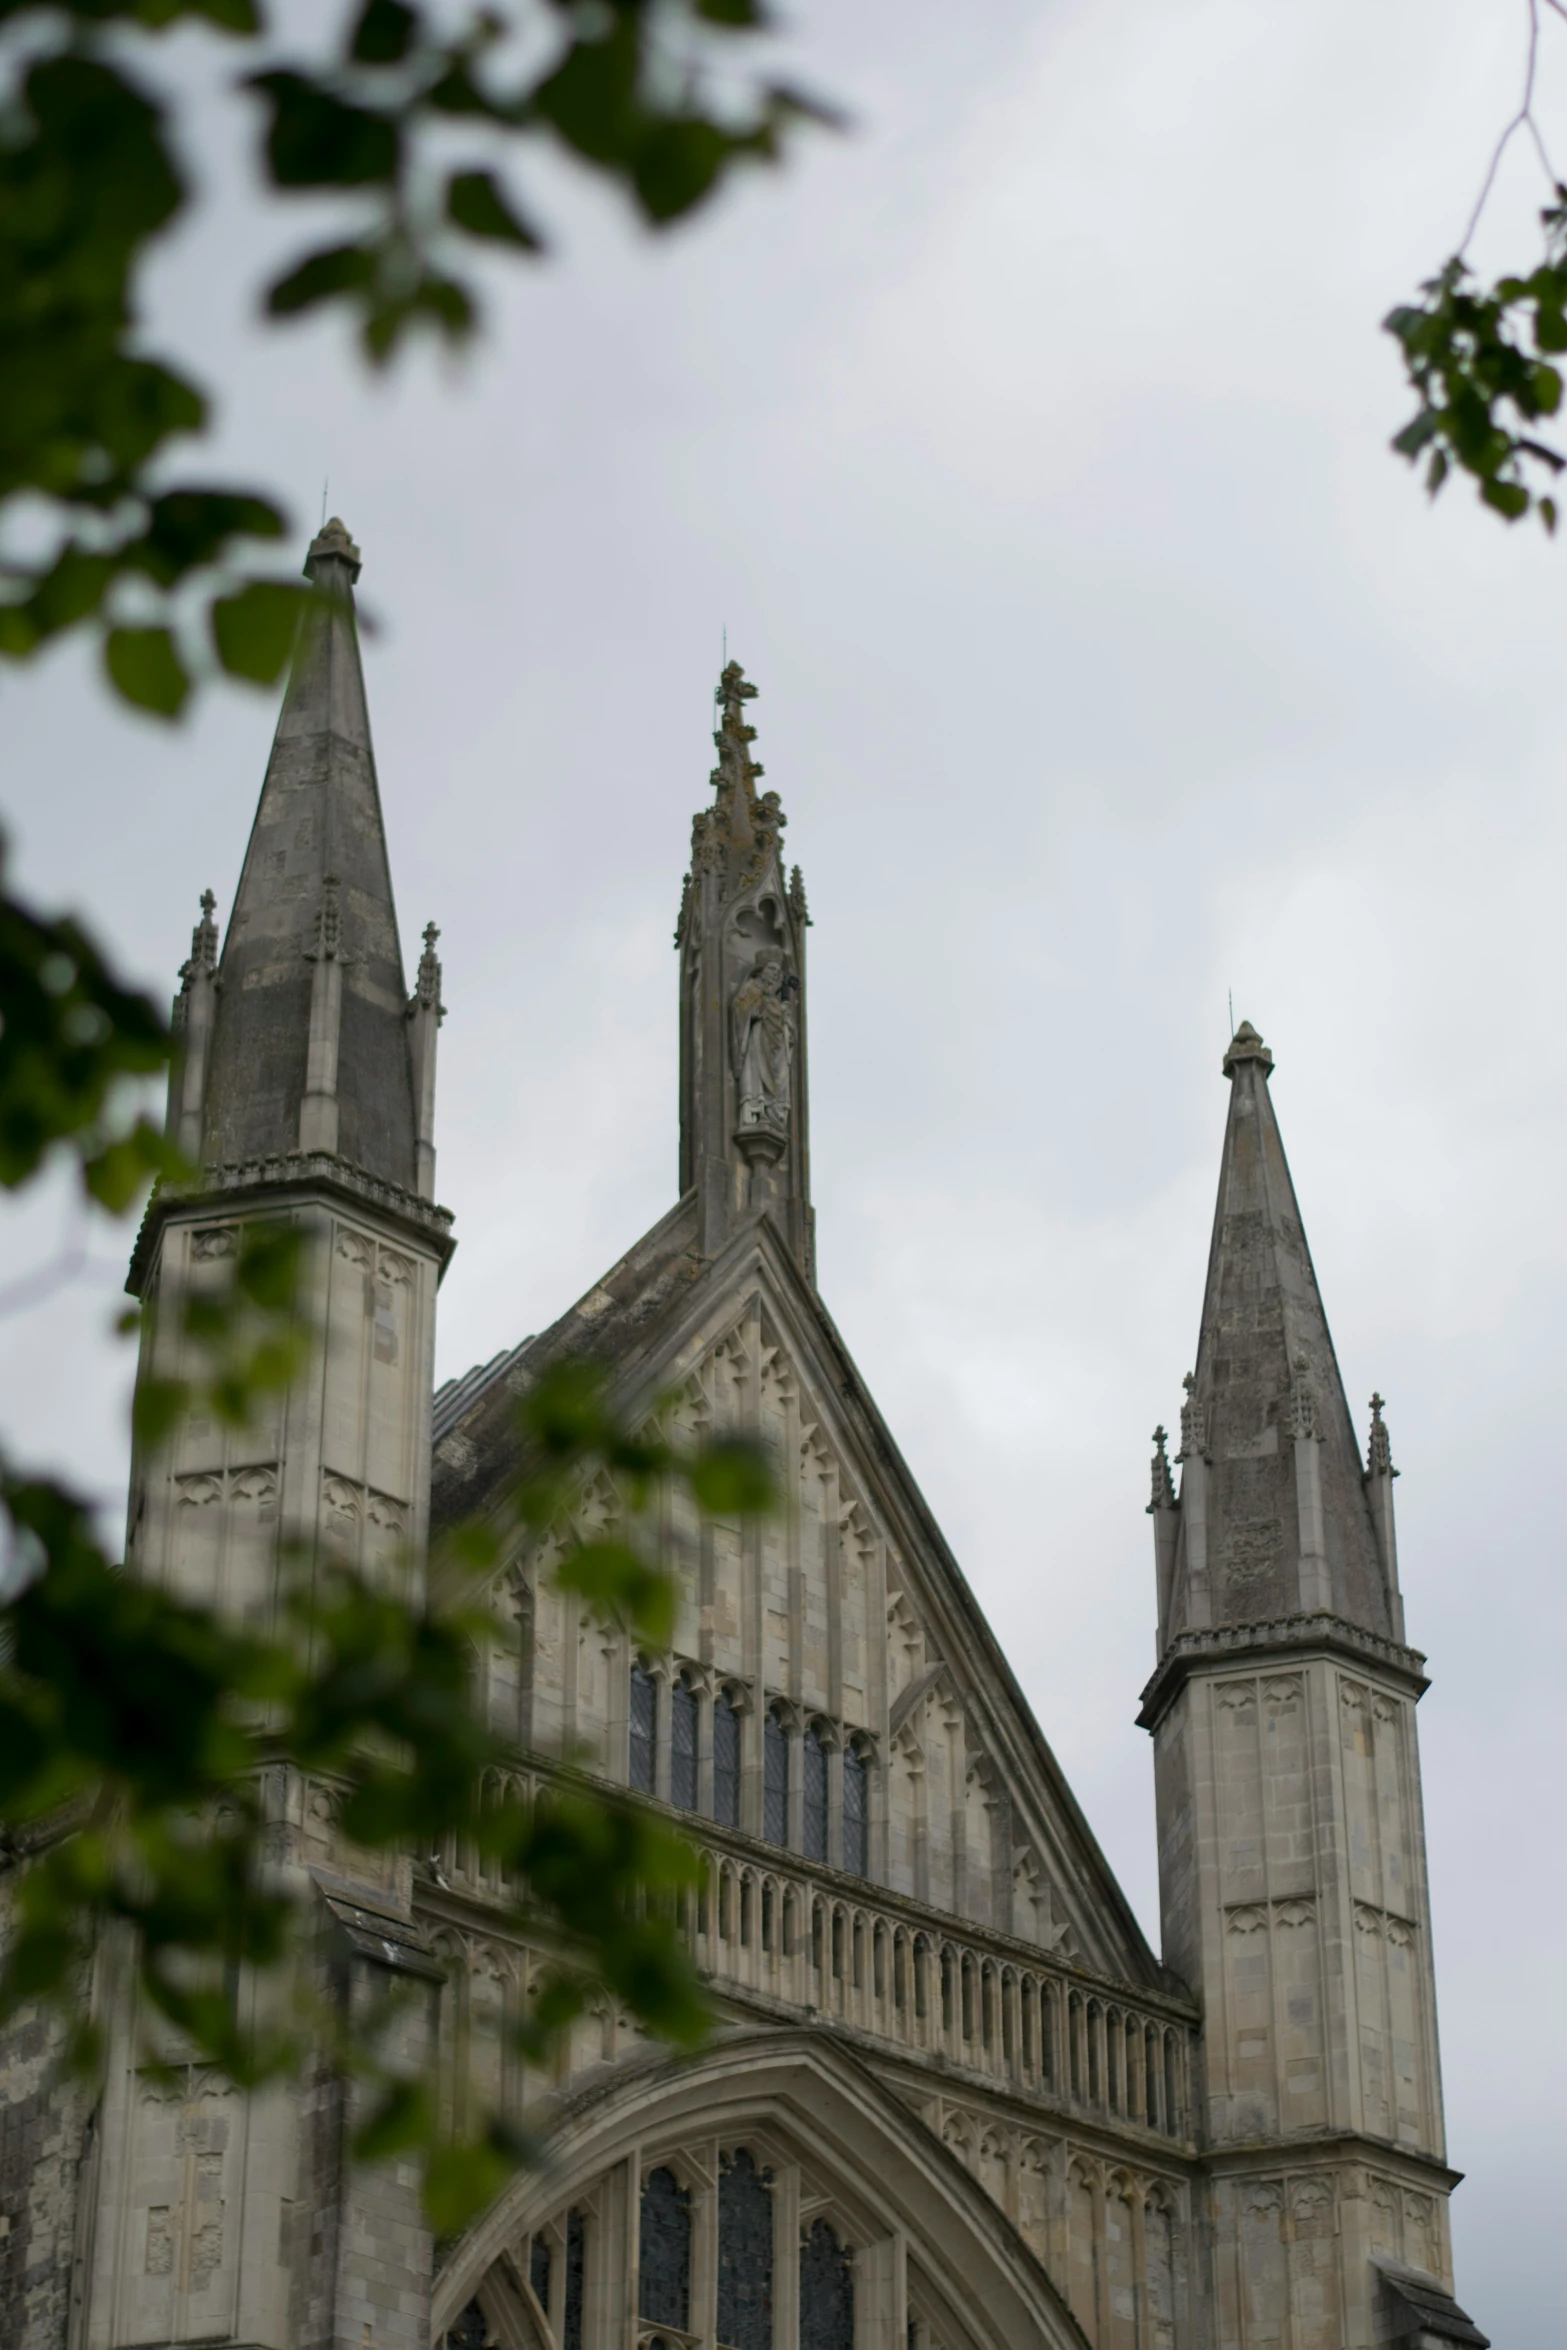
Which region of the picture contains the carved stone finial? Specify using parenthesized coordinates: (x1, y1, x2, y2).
(306, 515, 362, 582)
(1288, 1352, 1319, 1442)
(1149, 1425, 1176, 1512)
(1222, 1018, 1274, 1079)
(414, 920, 444, 1017)
(181, 887, 219, 986)
(715, 658, 757, 729)
(788, 863, 811, 928)
(1367, 1392, 1396, 1477)
(1176, 1371, 1209, 1463)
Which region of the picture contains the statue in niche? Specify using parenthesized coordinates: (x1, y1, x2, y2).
(731, 955, 796, 1143)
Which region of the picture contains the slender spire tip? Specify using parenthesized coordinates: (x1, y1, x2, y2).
(305, 515, 362, 584)
(1222, 1018, 1273, 1078)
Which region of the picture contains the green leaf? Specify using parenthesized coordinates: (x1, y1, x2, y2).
(687, 1437, 775, 1517)
(265, 243, 378, 319)
(350, 0, 418, 64)
(211, 581, 305, 683)
(104, 626, 189, 716)
(1480, 476, 1530, 519)
(352, 2077, 433, 2164)
(81, 1119, 175, 1212)
(633, 120, 735, 224)
(249, 73, 399, 189)
(423, 2131, 522, 2237)
(555, 1540, 676, 1648)
(445, 170, 541, 251)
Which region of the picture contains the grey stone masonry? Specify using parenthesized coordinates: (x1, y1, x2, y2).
(676, 660, 815, 1282)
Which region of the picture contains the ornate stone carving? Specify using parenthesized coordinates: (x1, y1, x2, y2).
(1176, 1372, 1209, 1462)
(191, 1224, 237, 1261)
(731, 955, 796, 1157)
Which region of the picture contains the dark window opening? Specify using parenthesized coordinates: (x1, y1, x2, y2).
(630, 1663, 657, 1795)
(528, 2236, 551, 2315)
(639, 2166, 692, 2335)
(842, 1743, 868, 1876)
(803, 1721, 828, 1862)
(564, 2209, 585, 2350)
(799, 2217, 854, 2350)
(714, 1688, 742, 1827)
(717, 2148, 774, 2350)
(764, 1707, 789, 1847)
(672, 1676, 698, 1811)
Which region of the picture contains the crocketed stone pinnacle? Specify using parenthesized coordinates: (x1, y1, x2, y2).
(199, 521, 419, 1188)
(1165, 1022, 1393, 1639)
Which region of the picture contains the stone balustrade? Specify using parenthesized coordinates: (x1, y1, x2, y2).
(435, 1771, 1197, 2150)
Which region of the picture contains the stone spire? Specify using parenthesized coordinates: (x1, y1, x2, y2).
(676, 660, 814, 1277)
(1157, 1021, 1401, 1646)
(196, 518, 421, 1191)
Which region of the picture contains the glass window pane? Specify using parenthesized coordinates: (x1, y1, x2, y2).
(800, 2216, 853, 2350)
(764, 1708, 789, 1847)
(672, 1677, 698, 1811)
(717, 2148, 774, 2350)
(638, 2166, 691, 2333)
(630, 1663, 657, 1795)
(714, 1690, 741, 1828)
(843, 1744, 868, 1877)
(528, 2236, 551, 2314)
(564, 2210, 585, 2350)
(803, 1722, 828, 1863)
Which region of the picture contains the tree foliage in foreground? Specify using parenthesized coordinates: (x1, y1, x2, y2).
(1385, 0, 1567, 530)
(0, 0, 832, 715)
(2, 1319, 774, 2232)
(0, 0, 812, 2233)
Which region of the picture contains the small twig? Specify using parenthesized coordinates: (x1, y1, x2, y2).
(1459, 0, 1547, 254)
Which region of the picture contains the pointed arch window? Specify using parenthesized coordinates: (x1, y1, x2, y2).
(714, 1686, 742, 1828)
(803, 1719, 829, 1863)
(764, 1705, 789, 1847)
(843, 1740, 869, 1877)
(799, 2216, 854, 2350)
(717, 2148, 773, 2350)
(671, 1674, 698, 1811)
(629, 1662, 657, 1796)
(639, 2166, 691, 2334)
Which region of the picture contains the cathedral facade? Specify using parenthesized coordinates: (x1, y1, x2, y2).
(4, 523, 1489, 2350)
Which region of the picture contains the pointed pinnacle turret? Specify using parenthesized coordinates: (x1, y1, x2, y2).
(1161, 1022, 1398, 1643)
(677, 659, 813, 1279)
(197, 522, 420, 1190)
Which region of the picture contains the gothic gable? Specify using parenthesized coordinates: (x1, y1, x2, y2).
(433, 1210, 1160, 1992)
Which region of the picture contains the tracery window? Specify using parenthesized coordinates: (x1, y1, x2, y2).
(842, 1741, 868, 1877)
(714, 1686, 742, 1828)
(639, 2166, 692, 2334)
(764, 1705, 789, 1846)
(630, 1661, 657, 1795)
(671, 1674, 698, 1812)
(717, 2148, 774, 2350)
(803, 1720, 829, 1863)
(800, 2216, 854, 2350)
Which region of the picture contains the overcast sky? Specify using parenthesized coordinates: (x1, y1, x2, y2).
(3, 1, 1563, 2336)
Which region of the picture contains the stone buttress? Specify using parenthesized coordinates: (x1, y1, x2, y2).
(1141, 1022, 1487, 2350)
(81, 522, 451, 2350)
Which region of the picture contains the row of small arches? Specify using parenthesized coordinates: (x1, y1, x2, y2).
(630, 1663, 871, 1875)
(692, 1867, 1186, 2137)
